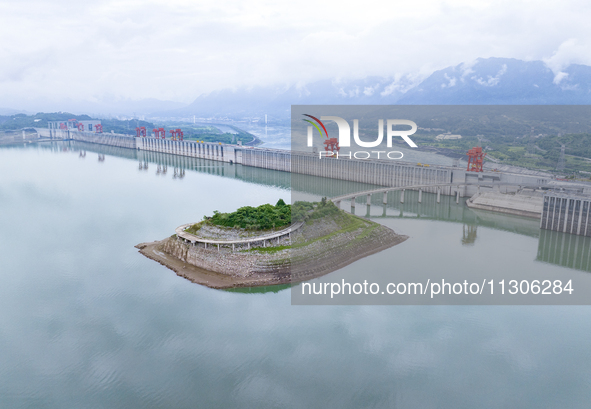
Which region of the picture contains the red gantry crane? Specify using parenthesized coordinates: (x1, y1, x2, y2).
(153, 128, 166, 139)
(168, 129, 184, 141)
(135, 126, 147, 137)
(323, 137, 340, 154)
(467, 146, 486, 172)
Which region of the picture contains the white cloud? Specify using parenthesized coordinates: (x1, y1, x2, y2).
(441, 73, 457, 88)
(472, 64, 507, 87)
(544, 38, 591, 74)
(553, 72, 569, 85)
(1, 0, 591, 111)
(380, 73, 424, 96)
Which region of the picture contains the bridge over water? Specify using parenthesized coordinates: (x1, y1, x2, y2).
(331, 181, 550, 208)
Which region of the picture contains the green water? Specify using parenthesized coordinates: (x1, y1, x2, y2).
(0, 142, 590, 408)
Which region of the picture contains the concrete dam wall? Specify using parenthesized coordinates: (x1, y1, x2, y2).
(68, 132, 552, 197)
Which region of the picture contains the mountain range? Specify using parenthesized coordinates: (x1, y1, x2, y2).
(156, 57, 591, 120)
(7, 58, 591, 119)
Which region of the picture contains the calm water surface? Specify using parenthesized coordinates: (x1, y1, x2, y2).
(0, 142, 590, 408)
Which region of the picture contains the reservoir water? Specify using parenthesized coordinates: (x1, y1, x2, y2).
(1, 142, 590, 408)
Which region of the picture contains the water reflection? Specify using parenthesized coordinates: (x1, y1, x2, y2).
(173, 168, 185, 179)
(37, 140, 591, 275)
(462, 224, 478, 246)
(224, 284, 291, 294)
(537, 229, 591, 272)
(2, 141, 591, 408)
(156, 164, 167, 175)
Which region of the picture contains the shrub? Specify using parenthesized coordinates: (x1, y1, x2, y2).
(209, 200, 291, 230)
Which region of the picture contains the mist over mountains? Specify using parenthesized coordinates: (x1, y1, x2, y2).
(8, 58, 591, 119)
(159, 57, 591, 120)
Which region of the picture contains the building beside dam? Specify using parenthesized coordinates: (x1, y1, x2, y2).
(48, 119, 102, 138)
(541, 190, 591, 236)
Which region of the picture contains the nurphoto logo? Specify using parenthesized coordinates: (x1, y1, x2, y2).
(303, 114, 418, 160)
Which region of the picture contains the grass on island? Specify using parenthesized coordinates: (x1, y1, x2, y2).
(183, 198, 374, 255)
(185, 199, 291, 234)
(244, 198, 371, 254)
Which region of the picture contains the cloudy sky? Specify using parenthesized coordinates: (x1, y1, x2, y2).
(1, 0, 590, 111)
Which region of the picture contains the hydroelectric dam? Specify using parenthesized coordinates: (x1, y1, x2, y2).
(58, 130, 553, 197)
(40, 128, 591, 237)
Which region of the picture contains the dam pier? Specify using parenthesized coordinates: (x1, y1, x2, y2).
(59, 130, 551, 196)
(39, 127, 591, 237)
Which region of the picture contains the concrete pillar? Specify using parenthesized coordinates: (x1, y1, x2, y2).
(366, 194, 371, 205)
(456, 189, 460, 204)
(418, 189, 422, 203)
(562, 199, 572, 231)
(217, 244, 220, 252)
(400, 189, 405, 204)
(437, 187, 441, 204)
(585, 201, 591, 236)
(336, 201, 341, 209)
(232, 243, 235, 251)
(204, 242, 207, 249)
(577, 200, 583, 235)
(383, 191, 387, 204)
(366, 205, 371, 218)
(248, 242, 251, 249)
(382, 204, 387, 217)
(351, 197, 356, 208)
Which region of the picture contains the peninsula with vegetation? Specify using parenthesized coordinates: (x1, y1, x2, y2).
(136, 199, 407, 289)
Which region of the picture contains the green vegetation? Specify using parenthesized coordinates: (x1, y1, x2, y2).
(0, 112, 256, 144)
(247, 201, 369, 254)
(373, 106, 591, 176)
(0, 112, 155, 135)
(208, 199, 291, 230)
(420, 132, 591, 176)
(154, 122, 257, 145)
(184, 222, 204, 235)
(338, 105, 591, 175)
(292, 197, 340, 222)
(0, 112, 92, 130)
(99, 118, 155, 135)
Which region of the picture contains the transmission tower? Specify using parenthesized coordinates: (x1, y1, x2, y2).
(556, 144, 566, 172)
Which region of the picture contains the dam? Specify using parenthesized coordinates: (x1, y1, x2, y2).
(42, 126, 591, 237)
(34, 140, 591, 271)
(47, 130, 555, 200)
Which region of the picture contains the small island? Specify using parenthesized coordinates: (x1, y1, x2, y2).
(136, 199, 407, 289)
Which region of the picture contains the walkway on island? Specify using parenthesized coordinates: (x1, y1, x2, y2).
(175, 221, 304, 251)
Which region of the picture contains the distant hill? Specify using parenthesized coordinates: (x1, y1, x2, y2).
(398, 57, 591, 105)
(154, 76, 417, 120)
(155, 57, 591, 120)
